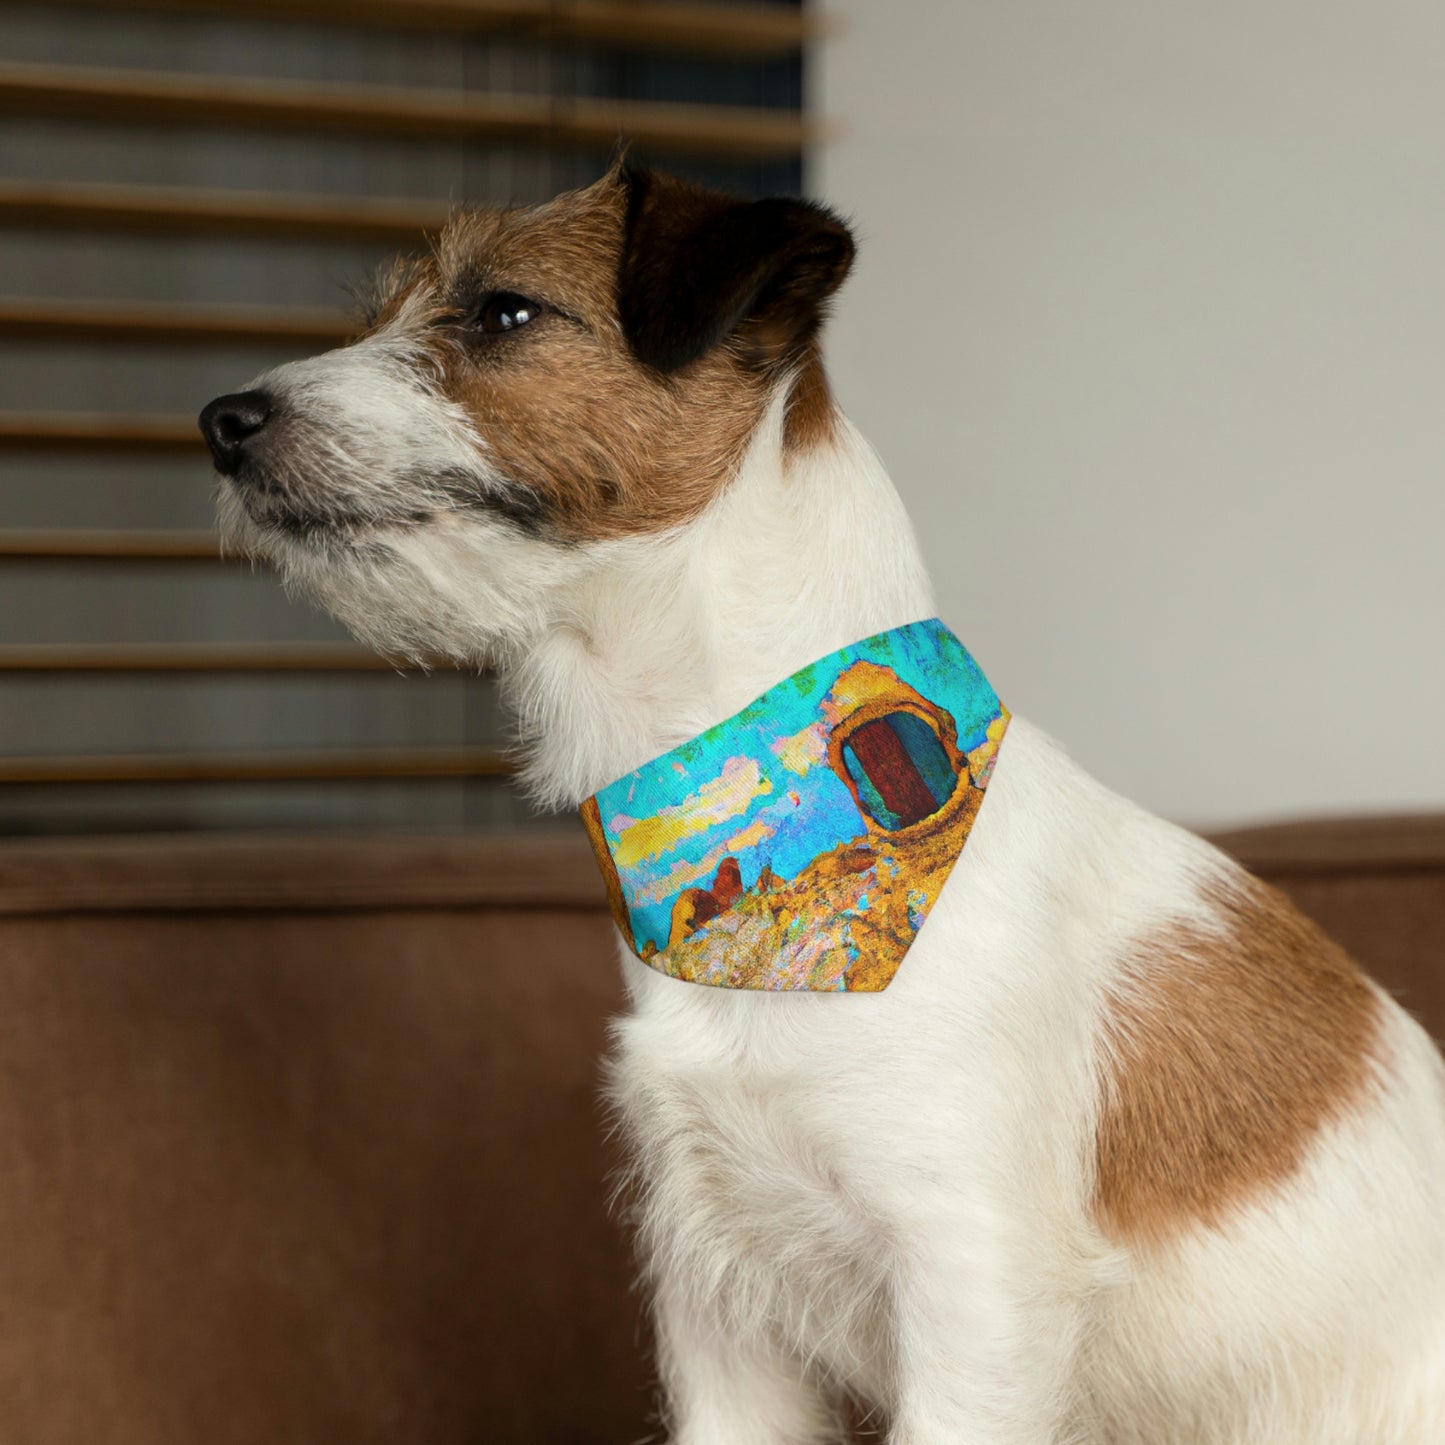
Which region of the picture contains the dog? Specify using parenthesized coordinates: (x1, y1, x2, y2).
(200, 164, 1445, 1443)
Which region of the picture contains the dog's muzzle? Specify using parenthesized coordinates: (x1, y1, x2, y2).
(199, 390, 274, 476)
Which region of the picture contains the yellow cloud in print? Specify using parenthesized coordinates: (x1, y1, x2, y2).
(611, 756, 772, 869)
(770, 721, 827, 776)
(636, 840, 732, 906)
(725, 817, 775, 853)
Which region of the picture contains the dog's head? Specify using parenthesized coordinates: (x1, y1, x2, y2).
(199, 166, 854, 662)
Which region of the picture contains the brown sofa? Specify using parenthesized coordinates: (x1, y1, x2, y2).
(0, 818, 1439, 1443)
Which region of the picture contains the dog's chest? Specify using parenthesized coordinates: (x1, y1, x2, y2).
(612, 989, 893, 1384)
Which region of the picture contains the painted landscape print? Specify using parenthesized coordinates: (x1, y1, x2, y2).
(581, 620, 1008, 992)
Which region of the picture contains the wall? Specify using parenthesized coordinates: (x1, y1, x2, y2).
(813, 1, 1445, 827)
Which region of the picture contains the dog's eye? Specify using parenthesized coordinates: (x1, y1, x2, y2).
(473, 292, 542, 335)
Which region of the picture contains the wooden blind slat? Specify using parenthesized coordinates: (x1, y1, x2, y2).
(0, 180, 449, 245)
(0, 298, 353, 348)
(0, 412, 201, 452)
(20, 0, 815, 58)
(0, 746, 513, 784)
(563, 0, 815, 57)
(0, 62, 818, 161)
(0, 530, 227, 561)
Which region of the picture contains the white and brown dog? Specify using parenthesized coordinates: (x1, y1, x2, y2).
(201, 166, 1445, 1443)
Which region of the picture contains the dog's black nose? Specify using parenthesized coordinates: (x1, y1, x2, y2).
(199, 390, 273, 475)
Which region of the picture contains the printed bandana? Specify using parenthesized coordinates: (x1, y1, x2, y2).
(580, 619, 1008, 992)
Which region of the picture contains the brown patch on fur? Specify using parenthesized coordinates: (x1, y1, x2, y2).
(783, 342, 839, 453)
(1094, 872, 1382, 1247)
(364, 170, 848, 541)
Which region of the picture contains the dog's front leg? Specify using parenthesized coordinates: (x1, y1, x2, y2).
(654, 1274, 841, 1445)
(884, 1224, 1086, 1445)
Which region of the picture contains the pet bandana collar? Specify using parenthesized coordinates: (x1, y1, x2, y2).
(580, 619, 1009, 992)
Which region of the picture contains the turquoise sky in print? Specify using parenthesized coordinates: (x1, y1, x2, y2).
(593, 620, 1001, 955)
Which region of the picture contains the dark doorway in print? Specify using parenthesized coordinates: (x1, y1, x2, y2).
(840, 711, 961, 830)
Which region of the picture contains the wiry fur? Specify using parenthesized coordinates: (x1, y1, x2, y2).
(207, 171, 1445, 1443)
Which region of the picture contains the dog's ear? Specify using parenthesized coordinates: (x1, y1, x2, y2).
(618, 167, 855, 375)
